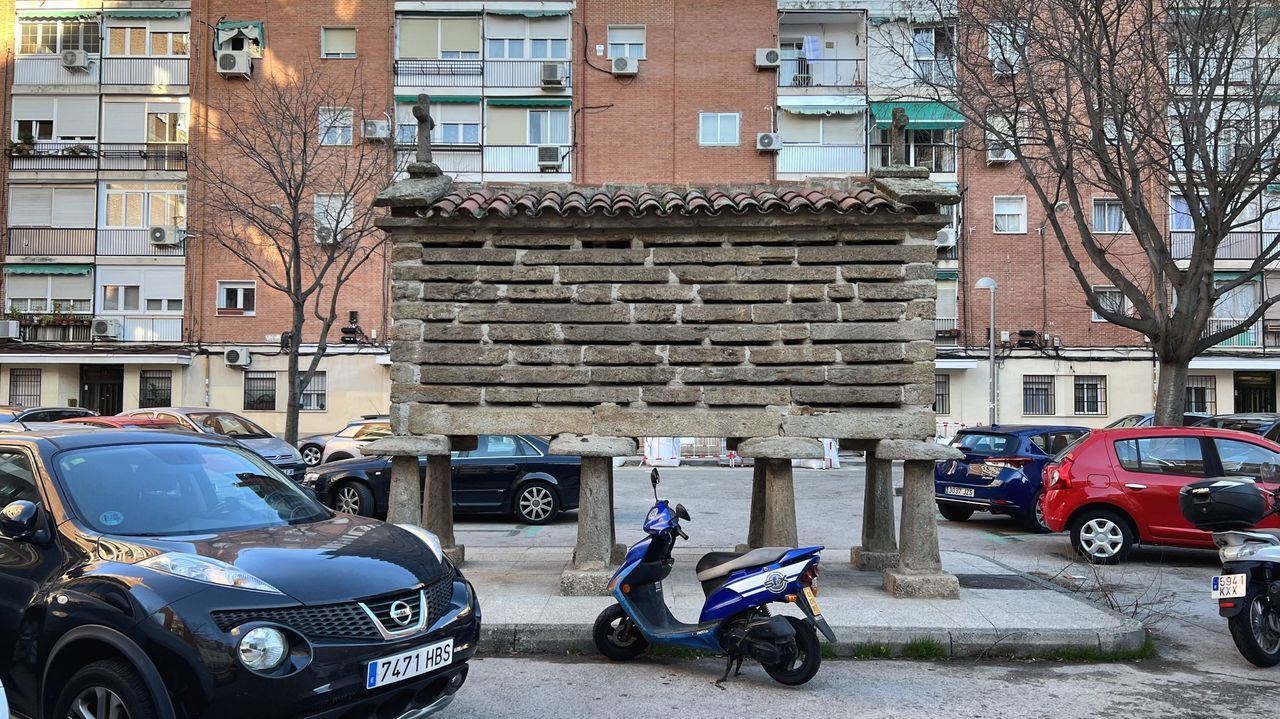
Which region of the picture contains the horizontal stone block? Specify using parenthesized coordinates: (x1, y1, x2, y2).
(486, 324, 560, 343)
(903, 263, 936, 281)
(492, 234, 575, 248)
(392, 301, 458, 321)
(875, 439, 963, 461)
(549, 434, 638, 457)
(409, 405, 594, 437)
(458, 304, 630, 324)
(738, 267, 838, 283)
(640, 386, 704, 404)
(905, 298, 936, 320)
(678, 366, 826, 384)
(828, 362, 934, 385)
(536, 387, 641, 404)
(858, 281, 936, 301)
(592, 366, 679, 384)
(392, 384, 484, 404)
(839, 302, 907, 321)
(671, 265, 737, 283)
(810, 320, 933, 341)
(418, 324, 485, 342)
(484, 387, 538, 403)
(617, 284, 698, 302)
(422, 248, 517, 264)
(522, 249, 648, 265)
(390, 362, 419, 385)
(842, 265, 906, 280)
(793, 386, 902, 405)
(392, 281, 421, 301)
(561, 324, 709, 344)
(748, 346, 839, 365)
(583, 346, 663, 365)
(826, 284, 856, 300)
(575, 284, 615, 303)
(422, 284, 501, 301)
(833, 342, 907, 363)
(905, 341, 936, 362)
(364, 434, 450, 457)
(593, 406, 783, 438)
(391, 243, 422, 263)
(683, 305, 752, 323)
(394, 265, 479, 282)
(391, 319, 423, 341)
(476, 266, 556, 283)
(706, 325, 809, 343)
(901, 383, 935, 405)
(788, 285, 827, 301)
(510, 346, 583, 365)
(782, 408, 935, 440)
(497, 367, 591, 385)
(704, 387, 791, 406)
(393, 343, 509, 366)
(797, 245, 935, 264)
(666, 346, 746, 364)
(559, 266, 670, 284)
(699, 284, 788, 303)
(652, 247, 796, 265)
(736, 436, 824, 459)
(751, 304, 839, 323)
(633, 304, 678, 323)
(506, 286, 574, 302)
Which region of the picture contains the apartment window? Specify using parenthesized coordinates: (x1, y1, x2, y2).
(7, 297, 91, 313)
(530, 38, 568, 59)
(103, 184, 186, 228)
(988, 22, 1026, 73)
(487, 37, 526, 59)
(527, 110, 570, 145)
(139, 369, 172, 408)
(20, 21, 100, 55)
(699, 112, 740, 147)
(934, 374, 951, 415)
(300, 371, 328, 411)
(993, 196, 1027, 233)
(107, 27, 149, 56)
(319, 107, 353, 146)
(150, 31, 189, 56)
(144, 298, 183, 312)
(101, 285, 140, 312)
(1170, 194, 1196, 231)
(314, 195, 353, 244)
(436, 122, 480, 145)
(1023, 375, 1055, 415)
(321, 27, 356, 59)
(243, 371, 276, 412)
(913, 26, 956, 83)
(1092, 285, 1127, 322)
(15, 119, 53, 142)
(217, 281, 256, 316)
(1186, 375, 1217, 414)
(607, 26, 645, 59)
(1074, 375, 1107, 415)
(870, 128, 957, 172)
(1092, 199, 1128, 233)
(8, 369, 41, 408)
(147, 112, 188, 143)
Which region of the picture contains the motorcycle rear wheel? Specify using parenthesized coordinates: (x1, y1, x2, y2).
(1229, 589, 1280, 668)
(593, 603, 649, 661)
(762, 616, 822, 686)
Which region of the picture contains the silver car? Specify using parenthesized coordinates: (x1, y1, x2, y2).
(119, 407, 306, 481)
(321, 419, 393, 463)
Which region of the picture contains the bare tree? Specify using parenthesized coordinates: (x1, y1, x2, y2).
(191, 62, 392, 443)
(889, 0, 1280, 423)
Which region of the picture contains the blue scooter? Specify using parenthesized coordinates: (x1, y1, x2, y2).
(593, 469, 836, 685)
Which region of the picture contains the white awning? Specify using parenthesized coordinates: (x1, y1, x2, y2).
(1189, 356, 1280, 370)
(935, 358, 978, 370)
(777, 96, 867, 115)
(0, 353, 190, 365)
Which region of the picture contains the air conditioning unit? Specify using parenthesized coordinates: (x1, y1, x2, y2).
(316, 225, 338, 245)
(216, 50, 252, 79)
(362, 119, 391, 142)
(541, 62, 566, 87)
(61, 49, 89, 71)
(755, 48, 781, 69)
(537, 145, 563, 171)
(148, 225, 181, 246)
(987, 144, 1016, 164)
(224, 346, 253, 367)
(92, 318, 122, 340)
(0, 320, 19, 340)
(756, 132, 781, 152)
(611, 56, 639, 76)
(935, 228, 957, 248)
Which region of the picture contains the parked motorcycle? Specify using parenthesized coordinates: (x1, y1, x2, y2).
(593, 469, 836, 685)
(1180, 477, 1280, 667)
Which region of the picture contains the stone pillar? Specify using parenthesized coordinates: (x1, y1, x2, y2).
(363, 434, 465, 565)
(852, 450, 899, 571)
(735, 437, 822, 551)
(550, 434, 637, 595)
(425, 454, 464, 564)
(387, 455, 422, 526)
(875, 440, 962, 599)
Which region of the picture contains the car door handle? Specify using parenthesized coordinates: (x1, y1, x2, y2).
(1124, 483, 1147, 490)
(499, 464, 517, 472)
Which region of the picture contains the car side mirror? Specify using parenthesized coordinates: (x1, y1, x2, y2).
(1262, 462, 1280, 486)
(650, 468, 660, 487)
(1, 500, 42, 542)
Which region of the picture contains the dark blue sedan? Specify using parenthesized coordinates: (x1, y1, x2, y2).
(934, 424, 1090, 532)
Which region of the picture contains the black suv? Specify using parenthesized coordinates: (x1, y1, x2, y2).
(0, 428, 479, 719)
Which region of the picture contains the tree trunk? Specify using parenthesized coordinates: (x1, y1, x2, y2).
(1153, 355, 1190, 427)
(284, 303, 305, 445)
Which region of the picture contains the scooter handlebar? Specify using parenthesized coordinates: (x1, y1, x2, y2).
(675, 526, 689, 541)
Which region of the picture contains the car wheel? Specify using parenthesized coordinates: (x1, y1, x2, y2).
(937, 503, 974, 522)
(1022, 490, 1052, 534)
(300, 444, 324, 467)
(53, 659, 157, 719)
(514, 481, 559, 525)
(1070, 508, 1134, 564)
(333, 481, 375, 517)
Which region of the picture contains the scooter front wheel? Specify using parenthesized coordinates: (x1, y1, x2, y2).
(593, 603, 649, 661)
(763, 616, 821, 685)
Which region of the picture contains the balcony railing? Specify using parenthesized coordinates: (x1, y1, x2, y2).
(17, 313, 93, 342)
(1205, 318, 1261, 347)
(96, 229, 186, 257)
(935, 317, 960, 346)
(939, 243, 959, 260)
(778, 58, 865, 88)
(777, 144, 867, 175)
(1169, 231, 1270, 260)
(14, 55, 100, 85)
(914, 59, 956, 85)
(869, 144, 957, 173)
(1167, 54, 1279, 86)
(101, 56, 189, 86)
(110, 316, 183, 342)
(9, 143, 188, 172)
(7, 228, 96, 255)
(484, 145, 571, 173)
(393, 59, 572, 89)
(396, 145, 484, 177)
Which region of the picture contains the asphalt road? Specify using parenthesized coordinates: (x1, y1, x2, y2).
(444, 464, 1280, 718)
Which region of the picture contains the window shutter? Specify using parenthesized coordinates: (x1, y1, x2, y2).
(144, 268, 185, 300)
(485, 16, 527, 37)
(9, 187, 53, 226)
(101, 102, 145, 142)
(49, 274, 92, 300)
(440, 19, 480, 52)
(779, 112, 821, 143)
(324, 28, 356, 55)
(12, 96, 54, 121)
(55, 97, 99, 138)
(608, 26, 645, 44)
(397, 18, 439, 58)
(51, 187, 95, 227)
(5, 275, 49, 299)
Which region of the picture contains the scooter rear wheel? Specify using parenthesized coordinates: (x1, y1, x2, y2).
(1228, 588, 1280, 667)
(593, 603, 649, 661)
(762, 616, 821, 685)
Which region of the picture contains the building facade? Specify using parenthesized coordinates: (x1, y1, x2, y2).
(0, 0, 1263, 435)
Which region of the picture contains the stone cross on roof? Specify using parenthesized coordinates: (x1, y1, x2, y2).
(412, 93, 435, 166)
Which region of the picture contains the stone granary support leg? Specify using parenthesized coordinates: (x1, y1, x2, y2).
(736, 438, 823, 550)
(875, 440, 964, 599)
(550, 434, 637, 596)
(364, 434, 468, 565)
(852, 449, 899, 571)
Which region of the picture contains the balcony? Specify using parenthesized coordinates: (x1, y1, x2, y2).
(777, 144, 867, 175)
(1205, 318, 1261, 347)
(1169, 231, 1266, 260)
(1167, 55, 1279, 87)
(778, 59, 864, 89)
(14, 55, 100, 85)
(96, 229, 185, 257)
(396, 145, 483, 178)
(9, 143, 187, 172)
(105, 316, 184, 343)
(16, 313, 93, 342)
(397, 144, 570, 177)
(7, 228, 96, 256)
(393, 59, 572, 89)
(100, 57, 189, 87)
(935, 317, 960, 346)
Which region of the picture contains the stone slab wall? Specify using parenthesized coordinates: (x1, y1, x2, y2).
(383, 204, 948, 443)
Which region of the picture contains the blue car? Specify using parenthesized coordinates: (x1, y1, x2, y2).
(934, 424, 1090, 532)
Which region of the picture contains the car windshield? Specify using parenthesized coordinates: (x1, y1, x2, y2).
(54, 442, 328, 536)
(952, 432, 1019, 454)
(188, 412, 273, 438)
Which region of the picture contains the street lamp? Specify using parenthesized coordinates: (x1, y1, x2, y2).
(975, 277, 999, 426)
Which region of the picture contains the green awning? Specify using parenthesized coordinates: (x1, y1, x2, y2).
(486, 98, 573, 107)
(486, 9, 571, 16)
(1268, 183, 1280, 193)
(396, 95, 481, 104)
(18, 10, 96, 19)
(4, 264, 92, 276)
(937, 269, 959, 280)
(870, 101, 965, 130)
(216, 20, 265, 48)
(105, 10, 186, 18)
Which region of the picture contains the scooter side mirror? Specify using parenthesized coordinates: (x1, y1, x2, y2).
(675, 503, 691, 521)
(650, 468, 660, 487)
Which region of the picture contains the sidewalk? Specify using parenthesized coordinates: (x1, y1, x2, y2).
(464, 545, 1147, 658)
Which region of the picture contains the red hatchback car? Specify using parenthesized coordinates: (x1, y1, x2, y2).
(1043, 427, 1280, 563)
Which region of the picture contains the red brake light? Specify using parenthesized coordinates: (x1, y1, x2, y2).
(1051, 454, 1076, 489)
(987, 456, 1034, 469)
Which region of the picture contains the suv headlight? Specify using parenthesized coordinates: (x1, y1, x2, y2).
(239, 626, 288, 671)
(138, 553, 281, 594)
(397, 524, 444, 562)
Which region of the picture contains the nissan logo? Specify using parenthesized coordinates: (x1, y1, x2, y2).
(388, 600, 415, 627)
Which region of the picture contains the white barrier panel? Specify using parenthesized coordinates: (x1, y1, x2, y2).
(643, 437, 681, 467)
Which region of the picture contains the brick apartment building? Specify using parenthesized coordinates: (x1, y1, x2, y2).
(0, 0, 1271, 434)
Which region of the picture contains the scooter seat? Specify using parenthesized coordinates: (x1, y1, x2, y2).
(695, 547, 792, 582)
